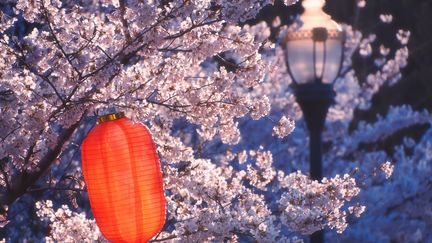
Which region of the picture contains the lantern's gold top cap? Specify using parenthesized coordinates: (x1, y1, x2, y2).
(97, 112, 125, 123)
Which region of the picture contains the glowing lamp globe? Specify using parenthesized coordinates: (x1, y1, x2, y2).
(284, 0, 344, 85)
(81, 112, 165, 242)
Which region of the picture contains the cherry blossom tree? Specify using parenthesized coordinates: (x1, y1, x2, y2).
(1, 0, 429, 242)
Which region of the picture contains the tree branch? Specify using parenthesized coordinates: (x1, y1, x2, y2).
(0, 112, 87, 214)
(119, 0, 132, 43)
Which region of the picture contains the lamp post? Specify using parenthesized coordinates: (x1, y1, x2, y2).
(283, 0, 345, 242)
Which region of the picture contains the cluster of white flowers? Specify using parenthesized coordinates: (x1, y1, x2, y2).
(359, 34, 375, 57)
(273, 116, 296, 138)
(380, 14, 393, 23)
(396, 30, 411, 45)
(163, 158, 279, 241)
(379, 161, 394, 179)
(278, 172, 362, 235)
(246, 148, 276, 190)
(35, 200, 105, 243)
(357, 0, 366, 8)
(342, 105, 432, 154)
(284, 0, 300, 6)
(348, 204, 366, 218)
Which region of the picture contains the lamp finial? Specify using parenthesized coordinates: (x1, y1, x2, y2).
(302, 0, 325, 10)
(299, 0, 339, 30)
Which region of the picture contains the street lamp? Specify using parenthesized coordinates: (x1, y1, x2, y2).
(283, 0, 345, 242)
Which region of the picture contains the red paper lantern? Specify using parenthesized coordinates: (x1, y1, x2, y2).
(81, 112, 165, 242)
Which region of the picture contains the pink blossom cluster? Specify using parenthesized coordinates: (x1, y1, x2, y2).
(278, 172, 362, 235)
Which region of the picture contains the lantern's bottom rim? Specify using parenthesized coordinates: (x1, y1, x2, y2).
(98, 112, 126, 123)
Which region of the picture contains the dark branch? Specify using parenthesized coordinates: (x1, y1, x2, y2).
(0, 112, 87, 214)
